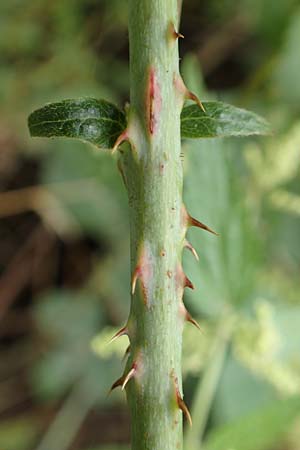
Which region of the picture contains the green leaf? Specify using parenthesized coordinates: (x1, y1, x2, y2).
(204, 396, 300, 450)
(28, 98, 126, 149)
(181, 102, 271, 139)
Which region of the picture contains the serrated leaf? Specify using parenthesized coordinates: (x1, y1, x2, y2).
(28, 98, 126, 149)
(181, 102, 271, 139)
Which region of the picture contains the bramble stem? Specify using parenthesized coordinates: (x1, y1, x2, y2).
(119, 1, 186, 449)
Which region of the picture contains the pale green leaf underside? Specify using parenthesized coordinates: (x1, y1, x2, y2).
(28, 98, 126, 149)
(181, 102, 271, 139)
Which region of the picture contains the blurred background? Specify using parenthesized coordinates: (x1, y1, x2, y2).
(1, 0, 300, 449)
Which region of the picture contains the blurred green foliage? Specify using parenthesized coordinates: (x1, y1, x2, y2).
(1, 0, 300, 449)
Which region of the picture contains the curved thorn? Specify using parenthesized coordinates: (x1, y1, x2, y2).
(112, 130, 128, 154)
(122, 365, 136, 390)
(131, 267, 139, 295)
(130, 245, 152, 307)
(188, 216, 219, 236)
(108, 375, 125, 396)
(108, 326, 128, 344)
(184, 275, 194, 290)
(173, 372, 193, 426)
(187, 91, 205, 112)
(177, 395, 193, 426)
(169, 21, 184, 40)
(186, 310, 202, 332)
(184, 239, 199, 261)
(174, 75, 205, 111)
(175, 264, 194, 291)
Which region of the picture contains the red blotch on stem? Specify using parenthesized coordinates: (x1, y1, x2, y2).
(146, 67, 162, 135)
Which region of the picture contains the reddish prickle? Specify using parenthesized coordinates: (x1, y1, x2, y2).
(112, 129, 129, 153)
(109, 374, 126, 394)
(186, 310, 202, 331)
(187, 91, 206, 112)
(177, 394, 193, 426)
(184, 239, 199, 261)
(173, 74, 205, 112)
(188, 215, 218, 236)
(173, 373, 192, 426)
(176, 264, 194, 290)
(131, 244, 153, 307)
(109, 359, 138, 393)
(179, 302, 202, 331)
(184, 275, 195, 290)
(168, 22, 184, 40)
(182, 206, 218, 235)
(109, 325, 128, 344)
(122, 362, 138, 390)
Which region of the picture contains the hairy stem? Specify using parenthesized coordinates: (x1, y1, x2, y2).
(119, 1, 187, 449)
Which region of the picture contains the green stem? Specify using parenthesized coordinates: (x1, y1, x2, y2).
(184, 317, 232, 450)
(119, 1, 187, 449)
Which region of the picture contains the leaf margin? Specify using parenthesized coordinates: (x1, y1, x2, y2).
(181, 101, 271, 140)
(28, 97, 127, 150)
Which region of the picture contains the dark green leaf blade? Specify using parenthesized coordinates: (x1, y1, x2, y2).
(28, 98, 126, 149)
(181, 102, 271, 139)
